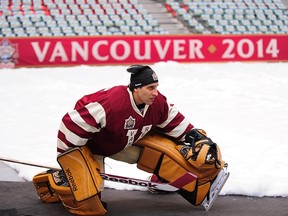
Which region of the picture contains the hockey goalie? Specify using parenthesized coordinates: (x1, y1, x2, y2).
(33, 129, 229, 215)
(32, 65, 229, 215)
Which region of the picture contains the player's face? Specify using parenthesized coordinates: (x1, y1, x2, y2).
(134, 83, 159, 105)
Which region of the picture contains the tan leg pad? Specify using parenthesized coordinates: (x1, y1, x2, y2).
(57, 146, 103, 202)
(59, 192, 107, 216)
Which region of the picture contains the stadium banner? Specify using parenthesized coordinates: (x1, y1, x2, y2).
(1, 34, 287, 68)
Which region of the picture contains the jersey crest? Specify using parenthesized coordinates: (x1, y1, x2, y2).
(124, 116, 136, 129)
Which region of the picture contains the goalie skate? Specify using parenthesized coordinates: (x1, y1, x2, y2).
(201, 164, 230, 211)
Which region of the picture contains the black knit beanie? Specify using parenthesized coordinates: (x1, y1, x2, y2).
(127, 65, 158, 89)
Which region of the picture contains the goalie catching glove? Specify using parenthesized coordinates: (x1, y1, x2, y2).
(176, 129, 222, 169)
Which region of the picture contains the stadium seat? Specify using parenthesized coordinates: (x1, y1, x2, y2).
(108, 26, 120, 33)
(50, 26, 62, 35)
(90, 19, 103, 27)
(97, 26, 108, 34)
(1, 27, 13, 36)
(103, 20, 114, 27)
(136, 19, 148, 27)
(61, 26, 73, 35)
(21, 19, 33, 27)
(246, 25, 257, 33)
(225, 25, 236, 33)
(131, 26, 142, 33)
(240, 19, 251, 26)
(120, 25, 131, 33)
(126, 19, 136, 27)
(236, 25, 246, 33)
(207, 19, 217, 28)
(85, 26, 97, 34)
(252, 19, 262, 27)
(269, 25, 279, 33)
(258, 25, 268, 33)
(214, 25, 224, 34)
(142, 25, 153, 33)
(112, 31, 124, 35)
(73, 26, 84, 34)
(194, 24, 205, 33)
(114, 19, 125, 27)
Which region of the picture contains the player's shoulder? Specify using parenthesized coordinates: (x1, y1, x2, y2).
(103, 85, 128, 97)
(75, 86, 127, 107)
(108, 85, 128, 92)
(104, 85, 129, 100)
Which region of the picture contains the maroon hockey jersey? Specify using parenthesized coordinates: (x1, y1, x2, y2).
(57, 85, 193, 156)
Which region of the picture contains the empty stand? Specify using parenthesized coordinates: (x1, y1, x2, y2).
(164, 0, 288, 34)
(0, 0, 167, 37)
(0, 0, 287, 37)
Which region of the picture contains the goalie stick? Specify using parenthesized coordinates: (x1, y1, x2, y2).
(0, 156, 59, 170)
(0, 156, 197, 192)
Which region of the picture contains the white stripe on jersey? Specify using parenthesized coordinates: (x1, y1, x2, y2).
(164, 117, 191, 140)
(85, 102, 107, 128)
(58, 121, 88, 146)
(57, 138, 71, 153)
(156, 102, 178, 128)
(68, 109, 100, 133)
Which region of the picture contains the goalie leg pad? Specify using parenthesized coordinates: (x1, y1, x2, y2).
(57, 146, 103, 202)
(136, 133, 198, 192)
(33, 170, 107, 215)
(178, 181, 211, 206)
(59, 192, 107, 216)
(56, 146, 107, 215)
(135, 132, 226, 207)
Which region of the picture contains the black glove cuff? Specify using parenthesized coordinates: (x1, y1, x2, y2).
(185, 129, 206, 144)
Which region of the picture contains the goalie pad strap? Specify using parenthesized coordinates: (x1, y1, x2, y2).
(57, 146, 102, 202)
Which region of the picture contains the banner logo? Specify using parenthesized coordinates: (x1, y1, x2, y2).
(0, 39, 18, 68)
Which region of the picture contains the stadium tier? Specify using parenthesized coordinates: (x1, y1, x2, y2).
(165, 0, 288, 34)
(0, 0, 287, 37)
(0, 0, 168, 37)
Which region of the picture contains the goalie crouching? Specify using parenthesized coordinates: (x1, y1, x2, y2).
(33, 129, 228, 215)
(32, 65, 228, 215)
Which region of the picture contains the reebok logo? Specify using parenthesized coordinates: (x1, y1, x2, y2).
(65, 168, 78, 191)
(100, 173, 158, 189)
